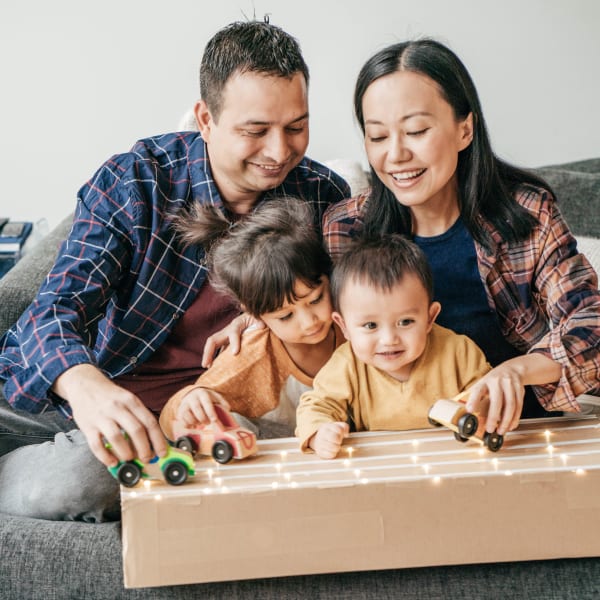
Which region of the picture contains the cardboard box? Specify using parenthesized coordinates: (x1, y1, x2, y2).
(121, 416, 600, 588)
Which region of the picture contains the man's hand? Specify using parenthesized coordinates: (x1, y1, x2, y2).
(52, 364, 167, 467)
(176, 388, 230, 428)
(201, 313, 265, 368)
(308, 422, 349, 459)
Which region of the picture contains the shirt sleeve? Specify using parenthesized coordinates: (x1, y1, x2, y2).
(295, 345, 357, 451)
(0, 158, 135, 411)
(526, 196, 600, 410)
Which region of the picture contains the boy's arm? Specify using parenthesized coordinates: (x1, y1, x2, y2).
(296, 346, 357, 452)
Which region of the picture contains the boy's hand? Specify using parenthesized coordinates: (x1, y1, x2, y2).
(176, 388, 230, 428)
(201, 313, 265, 368)
(309, 422, 349, 459)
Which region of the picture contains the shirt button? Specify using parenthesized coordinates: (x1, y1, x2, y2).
(172, 312, 180, 320)
(130, 357, 138, 365)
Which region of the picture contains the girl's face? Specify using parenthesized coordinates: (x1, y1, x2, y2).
(260, 277, 333, 346)
(362, 70, 473, 222)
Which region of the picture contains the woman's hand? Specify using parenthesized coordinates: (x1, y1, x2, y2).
(176, 388, 230, 428)
(308, 422, 350, 459)
(466, 353, 562, 435)
(201, 313, 265, 368)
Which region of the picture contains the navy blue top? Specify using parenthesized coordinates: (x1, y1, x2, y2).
(414, 218, 520, 367)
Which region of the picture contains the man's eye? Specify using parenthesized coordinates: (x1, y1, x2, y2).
(245, 130, 266, 137)
(286, 126, 305, 134)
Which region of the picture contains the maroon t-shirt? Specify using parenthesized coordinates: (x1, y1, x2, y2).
(115, 282, 239, 414)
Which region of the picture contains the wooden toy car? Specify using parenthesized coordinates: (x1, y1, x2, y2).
(428, 398, 503, 452)
(172, 404, 258, 464)
(107, 444, 196, 487)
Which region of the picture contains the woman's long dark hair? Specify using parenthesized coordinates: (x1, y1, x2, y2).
(354, 39, 549, 250)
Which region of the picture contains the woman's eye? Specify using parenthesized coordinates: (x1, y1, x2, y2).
(407, 128, 429, 137)
(368, 136, 386, 143)
(310, 293, 323, 305)
(279, 312, 293, 322)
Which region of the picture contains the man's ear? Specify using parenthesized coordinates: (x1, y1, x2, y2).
(458, 112, 474, 151)
(331, 311, 349, 341)
(427, 301, 442, 332)
(194, 100, 213, 141)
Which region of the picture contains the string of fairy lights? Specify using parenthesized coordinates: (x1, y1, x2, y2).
(121, 417, 600, 501)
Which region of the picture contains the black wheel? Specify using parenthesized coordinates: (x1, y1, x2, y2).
(212, 440, 234, 464)
(163, 461, 189, 485)
(457, 413, 478, 438)
(483, 432, 504, 452)
(428, 415, 442, 427)
(117, 462, 142, 487)
(454, 431, 469, 443)
(175, 436, 197, 455)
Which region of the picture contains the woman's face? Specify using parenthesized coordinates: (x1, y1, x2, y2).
(362, 70, 473, 218)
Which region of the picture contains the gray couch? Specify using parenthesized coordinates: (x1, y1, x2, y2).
(1, 159, 599, 599)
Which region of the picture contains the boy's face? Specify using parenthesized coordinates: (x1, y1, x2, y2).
(332, 273, 440, 381)
(260, 277, 333, 347)
(194, 71, 309, 214)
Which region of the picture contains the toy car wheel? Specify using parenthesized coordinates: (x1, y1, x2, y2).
(483, 431, 504, 452)
(163, 461, 189, 485)
(453, 431, 469, 443)
(175, 436, 197, 455)
(428, 415, 442, 427)
(457, 413, 478, 438)
(212, 440, 234, 464)
(117, 462, 142, 487)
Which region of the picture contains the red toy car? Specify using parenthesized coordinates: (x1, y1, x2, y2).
(171, 404, 258, 464)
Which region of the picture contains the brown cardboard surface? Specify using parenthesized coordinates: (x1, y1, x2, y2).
(122, 416, 600, 588)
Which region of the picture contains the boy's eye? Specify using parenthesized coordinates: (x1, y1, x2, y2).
(398, 318, 415, 327)
(362, 322, 377, 330)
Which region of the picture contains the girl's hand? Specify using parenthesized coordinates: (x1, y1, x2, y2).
(201, 313, 265, 368)
(176, 388, 230, 428)
(308, 422, 350, 459)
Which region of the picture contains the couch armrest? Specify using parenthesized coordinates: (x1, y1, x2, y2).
(0, 214, 73, 337)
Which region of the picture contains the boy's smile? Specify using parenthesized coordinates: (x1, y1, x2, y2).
(332, 273, 440, 381)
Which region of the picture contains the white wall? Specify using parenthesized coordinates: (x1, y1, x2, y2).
(2, 0, 599, 230)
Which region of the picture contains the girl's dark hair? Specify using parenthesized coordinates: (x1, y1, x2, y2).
(354, 39, 549, 250)
(172, 197, 331, 317)
(330, 234, 434, 311)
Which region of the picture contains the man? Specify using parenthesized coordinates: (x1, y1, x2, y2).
(0, 19, 349, 521)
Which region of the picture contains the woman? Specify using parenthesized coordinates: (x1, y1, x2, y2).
(323, 39, 600, 437)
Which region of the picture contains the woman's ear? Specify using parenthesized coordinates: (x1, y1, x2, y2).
(332, 311, 350, 341)
(194, 100, 213, 141)
(458, 112, 474, 151)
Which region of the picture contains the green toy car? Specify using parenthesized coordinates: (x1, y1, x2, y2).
(107, 444, 196, 487)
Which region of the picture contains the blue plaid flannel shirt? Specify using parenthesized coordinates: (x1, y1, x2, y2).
(0, 132, 350, 414)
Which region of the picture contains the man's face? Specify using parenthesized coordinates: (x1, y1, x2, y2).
(195, 71, 309, 214)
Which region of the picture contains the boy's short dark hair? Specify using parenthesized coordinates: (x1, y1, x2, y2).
(208, 197, 331, 317)
(330, 234, 434, 311)
(200, 19, 310, 119)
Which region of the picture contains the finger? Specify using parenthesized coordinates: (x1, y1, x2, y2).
(201, 338, 219, 369)
(227, 331, 241, 356)
(200, 397, 220, 423)
(465, 384, 485, 413)
(88, 430, 121, 467)
(484, 384, 503, 434)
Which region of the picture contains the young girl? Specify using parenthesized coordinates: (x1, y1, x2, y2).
(323, 39, 600, 437)
(160, 197, 343, 439)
